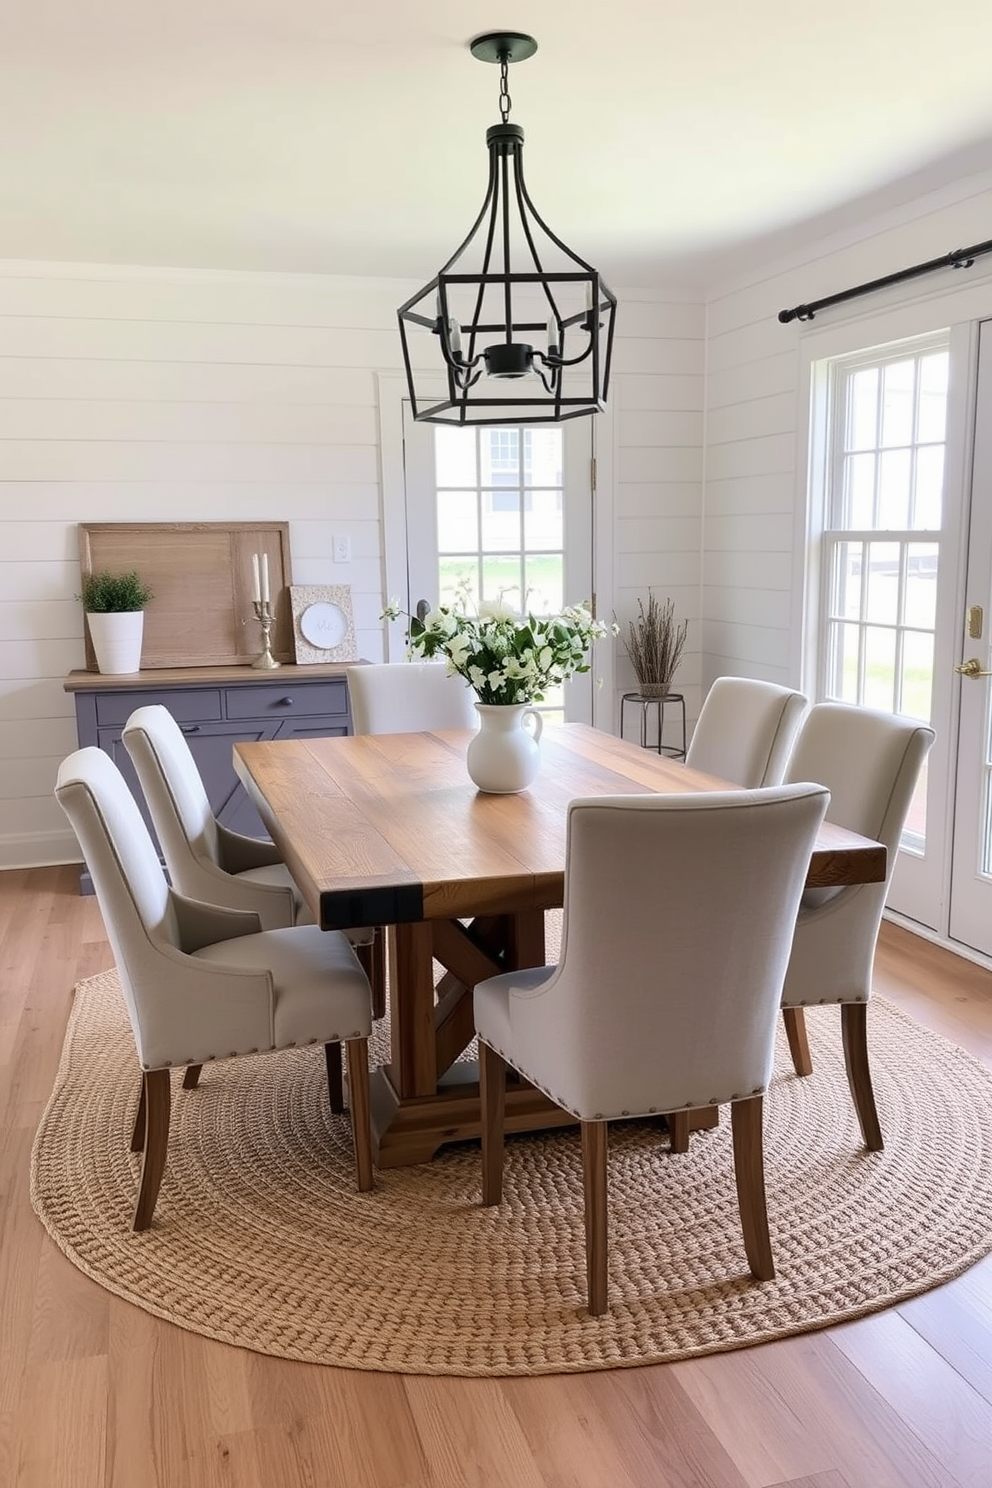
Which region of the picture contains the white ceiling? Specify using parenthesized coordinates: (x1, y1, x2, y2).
(5, 0, 992, 292)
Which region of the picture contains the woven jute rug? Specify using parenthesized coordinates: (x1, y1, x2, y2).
(31, 967, 992, 1376)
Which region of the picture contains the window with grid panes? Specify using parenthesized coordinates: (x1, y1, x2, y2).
(819, 334, 949, 851)
(435, 424, 563, 616)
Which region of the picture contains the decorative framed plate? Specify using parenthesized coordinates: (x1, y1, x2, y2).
(290, 585, 357, 664)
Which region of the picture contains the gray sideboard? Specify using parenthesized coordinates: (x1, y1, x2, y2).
(64, 662, 361, 893)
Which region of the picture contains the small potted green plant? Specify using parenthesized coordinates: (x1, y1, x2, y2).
(79, 569, 154, 674)
(621, 592, 688, 696)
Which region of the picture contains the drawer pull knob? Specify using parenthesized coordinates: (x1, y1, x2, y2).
(278, 696, 294, 706)
(181, 725, 201, 734)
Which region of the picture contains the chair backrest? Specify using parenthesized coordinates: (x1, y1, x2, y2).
(122, 703, 223, 881)
(778, 704, 935, 1006)
(785, 703, 934, 875)
(784, 702, 935, 912)
(348, 661, 478, 735)
(510, 782, 830, 1119)
(56, 747, 275, 1070)
(55, 747, 180, 1051)
(685, 676, 808, 786)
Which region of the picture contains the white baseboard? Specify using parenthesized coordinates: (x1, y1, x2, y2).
(884, 908, 992, 975)
(0, 831, 82, 871)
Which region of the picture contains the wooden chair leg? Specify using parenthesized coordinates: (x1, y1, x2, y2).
(324, 1040, 345, 1113)
(130, 1074, 146, 1153)
(344, 1038, 374, 1193)
(782, 1006, 813, 1076)
(841, 1001, 884, 1151)
(479, 1040, 506, 1207)
(133, 1069, 171, 1232)
(581, 1120, 609, 1316)
(357, 933, 387, 1022)
(182, 1063, 202, 1090)
(731, 1095, 774, 1281)
(666, 1110, 690, 1153)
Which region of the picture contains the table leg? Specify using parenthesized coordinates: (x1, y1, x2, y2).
(505, 907, 547, 969)
(369, 907, 573, 1169)
(387, 921, 437, 1098)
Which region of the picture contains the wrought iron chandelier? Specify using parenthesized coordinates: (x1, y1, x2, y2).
(397, 32, 617, 426)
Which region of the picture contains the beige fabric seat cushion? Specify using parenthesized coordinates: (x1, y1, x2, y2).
(192, 925, 372, 1049)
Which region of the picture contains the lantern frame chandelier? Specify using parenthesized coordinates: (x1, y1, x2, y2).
(397, 31, 617, 426)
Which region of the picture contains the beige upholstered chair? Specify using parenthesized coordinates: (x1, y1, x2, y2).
(474, 782, 830, 1315)
(685, 677, 808, 786)
(348, 661, 478, 736)
(55, 747, 374, 1230)
(780, 703, 935, 1150)
(122, 704, 385, 1024)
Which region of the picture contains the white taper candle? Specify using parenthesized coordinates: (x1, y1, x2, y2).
(252, 553, 261, 602)
(260, 553, 270, 604)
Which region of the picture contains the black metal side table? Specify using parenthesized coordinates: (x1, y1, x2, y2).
(621, 691, 687, 758)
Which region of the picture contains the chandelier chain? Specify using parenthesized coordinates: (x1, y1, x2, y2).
(498, 55, 512, 123)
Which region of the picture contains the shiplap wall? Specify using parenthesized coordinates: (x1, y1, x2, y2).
(702, 168, 992, 691)
(0, 263, 701, 868)
(612, 293, 705, 746)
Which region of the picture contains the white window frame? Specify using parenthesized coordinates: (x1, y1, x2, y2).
(798, 311, 976, 928)
(816, 332, 949, 720)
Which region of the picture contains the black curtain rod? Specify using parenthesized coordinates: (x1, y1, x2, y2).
(778, 236, 992, 324)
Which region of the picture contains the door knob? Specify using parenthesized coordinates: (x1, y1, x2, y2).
(954, 657, 992, 678)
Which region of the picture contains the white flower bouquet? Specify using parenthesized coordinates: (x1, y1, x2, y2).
(382, 596, 615, 706)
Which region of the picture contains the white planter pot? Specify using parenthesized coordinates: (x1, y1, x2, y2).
(87, 611, 145, 675)
(466, 702, 544, 793)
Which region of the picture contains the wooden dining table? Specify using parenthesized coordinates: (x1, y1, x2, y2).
(233, 722, 887, 1168)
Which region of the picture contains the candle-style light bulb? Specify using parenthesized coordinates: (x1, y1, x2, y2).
(448, 317, 463, 358)
(585, 281, 594, 312)
(547, 317, 559, 357)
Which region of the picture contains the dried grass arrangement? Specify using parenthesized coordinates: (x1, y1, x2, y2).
(622, 593, 688, 696)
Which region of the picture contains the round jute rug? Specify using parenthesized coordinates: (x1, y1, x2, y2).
(31, 969, 992, 1377)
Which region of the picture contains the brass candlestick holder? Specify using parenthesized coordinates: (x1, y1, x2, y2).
(251, 599, 282, 669)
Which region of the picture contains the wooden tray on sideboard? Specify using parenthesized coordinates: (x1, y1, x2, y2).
(78, 522, 293, 669)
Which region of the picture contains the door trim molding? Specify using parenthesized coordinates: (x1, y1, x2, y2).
(376, 372, 412, 662)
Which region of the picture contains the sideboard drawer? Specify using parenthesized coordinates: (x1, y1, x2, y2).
(223, 681, 348, 721)
(95, 688, 223, 728)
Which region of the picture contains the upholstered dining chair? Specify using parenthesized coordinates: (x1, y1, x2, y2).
(474, 781, 830, 1316)
(55, 746, 374, 1231)
(122, 704, 385, 1025)
(779, 703, 935, 1150)
(685, 676, 808, 787)
(348, 661, 478, 736)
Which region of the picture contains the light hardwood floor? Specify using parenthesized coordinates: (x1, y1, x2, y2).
(2, 864, 992, 1488)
